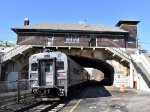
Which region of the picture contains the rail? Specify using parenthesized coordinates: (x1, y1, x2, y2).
(139, 53, 150, 73)
(106, 39, 131, 60)
(0, 79, 29, 94)
(111, 47, 131, 59)
(2, 45, 31, 62)
(131, 59, 150, 88)
(0, 79, 30, 106)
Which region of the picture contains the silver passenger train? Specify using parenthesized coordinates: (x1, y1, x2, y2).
(29, 50, 90, 100)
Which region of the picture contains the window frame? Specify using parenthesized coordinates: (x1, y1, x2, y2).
(46, 34, 54, 46)
(31, 63, 38, 71)
(64, 33, 79, 43)
(127, 36, 135, 43)
(113, 36, 119, 42)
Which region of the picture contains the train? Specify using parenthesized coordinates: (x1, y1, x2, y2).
(29, 49, 90, 100)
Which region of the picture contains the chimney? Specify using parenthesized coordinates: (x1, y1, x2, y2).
(116, 20, 140, 38)
(24, 18, 30, 26)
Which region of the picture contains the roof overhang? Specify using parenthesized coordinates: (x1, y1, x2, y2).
(11, 28, 129, 35)
(116, 20, 140, 27)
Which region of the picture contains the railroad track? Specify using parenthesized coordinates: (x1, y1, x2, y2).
(17, 85, 89, 112)
(0, 93, 31, 107)
(14, 100, 65, 112)
(0, 96, 40, 112)
(0, 85, 88, 112)
(0, 95, 68, 112)
(13, 88, 87, 112)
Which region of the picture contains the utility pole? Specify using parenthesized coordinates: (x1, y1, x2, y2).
(6, 41, 8, 47)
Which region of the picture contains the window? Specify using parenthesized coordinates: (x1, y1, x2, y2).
(73, 68, 80, 75)
(31, 63, 38, 71)
(89, 35, 97, 47)
(113, 37, 119, 41)
(47, 35, 54, 46)
(47, 35, 53, 42)
(45, 63, 53, 72)
(128, 36, 134, 43)
(56, 61, 64, 70)
(65, 34, 79, 43)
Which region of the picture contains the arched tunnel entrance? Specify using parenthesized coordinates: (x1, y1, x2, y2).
(69, 55, 114, 85)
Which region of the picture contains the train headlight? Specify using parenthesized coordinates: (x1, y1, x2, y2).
(33, 56, 36, 59)
(32, 81, 35, 84)
(30, 80, 36, 85)
(30, 73, 38, 80)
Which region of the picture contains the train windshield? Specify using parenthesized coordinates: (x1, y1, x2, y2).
(31, 63, 38, 71)
(45, 62, 53, 72)
(56, 61, 64, 70)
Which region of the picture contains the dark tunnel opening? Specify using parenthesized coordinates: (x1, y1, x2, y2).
(69, 55, 114, 85)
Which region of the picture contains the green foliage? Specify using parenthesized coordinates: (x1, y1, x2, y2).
(0, 41, 16, 47)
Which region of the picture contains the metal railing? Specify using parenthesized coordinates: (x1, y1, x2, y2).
(139, 53, 150, 73)
(0, 79, 30, 103)
(0, 81, 17, 94)
(0, 79, 29, 94)
(131, 59, 150, 88)
(111, 47, 131, 59)
(106, 39, 131, 59)
(2, 45, 31, 62)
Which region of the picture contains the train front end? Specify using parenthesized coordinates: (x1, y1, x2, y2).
(29, 51, 68, 100)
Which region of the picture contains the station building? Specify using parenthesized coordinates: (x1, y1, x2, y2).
(12, 19, 139, 49)
(2, 19, 145, 90)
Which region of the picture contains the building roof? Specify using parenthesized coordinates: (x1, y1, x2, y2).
(12, 22, 128, 34)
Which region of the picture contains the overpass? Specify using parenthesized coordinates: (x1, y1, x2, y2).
(1, 45, 150, 91)
(1, 45, 131, 85)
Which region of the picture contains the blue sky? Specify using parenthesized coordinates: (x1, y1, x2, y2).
(0, 0, 150, 51)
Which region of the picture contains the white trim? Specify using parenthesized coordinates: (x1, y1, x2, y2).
(64, 33, 79, 43)
(47, 35, 54, 46)
(89, 34, 97, 47)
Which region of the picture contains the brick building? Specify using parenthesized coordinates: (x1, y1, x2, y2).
(12, 19, 139, 48)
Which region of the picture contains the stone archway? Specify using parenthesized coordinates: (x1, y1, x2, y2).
(69, 55, 114, 85)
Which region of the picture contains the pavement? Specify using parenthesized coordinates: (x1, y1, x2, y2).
(60, 85, 150, 112)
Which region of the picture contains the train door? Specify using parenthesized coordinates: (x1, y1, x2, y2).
(38, 59, 56, 86)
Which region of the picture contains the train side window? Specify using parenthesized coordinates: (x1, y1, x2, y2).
(73, 68, 80, 75)
(31, 63, 38, 71)
(56, 61, 64, 70)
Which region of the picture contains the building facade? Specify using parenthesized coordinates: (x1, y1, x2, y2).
(12, 20, 139, 48)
